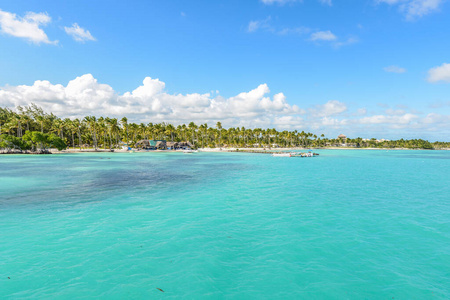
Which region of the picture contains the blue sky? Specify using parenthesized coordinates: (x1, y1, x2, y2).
(0, 0, 449, 140)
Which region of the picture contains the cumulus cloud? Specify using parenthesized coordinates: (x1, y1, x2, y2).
(310, 30, 337, 41)
(358, 113, 418, 125)
(385, 108, 407, 115)
(356, 108, 368, 116)
(421, 113, 450, 125)
(308, 30, 357, 48)
(310, 100, 347, 117)
(0, 74, 301, 127)
(0, 9, 56, 44)
(64, 23, 96, 42)
(384, 65, 407, 73)
(1, 74, 448, 138)
(377, 0, 444, 19)
(428, 63, 450, 83)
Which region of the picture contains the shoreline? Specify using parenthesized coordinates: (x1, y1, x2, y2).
(1, 147, 447, 155)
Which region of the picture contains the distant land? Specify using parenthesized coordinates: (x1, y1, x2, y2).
(1, 104, 449, 154)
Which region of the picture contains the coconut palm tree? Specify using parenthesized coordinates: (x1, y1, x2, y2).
(83, 116, 98, 149)
(121, 117, 128, 143)
(216, 122, 222, 147)
(72, 118, 83, 149)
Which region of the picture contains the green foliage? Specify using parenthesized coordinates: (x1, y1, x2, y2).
(0, 134, 30, 150)
(1, 104, 449, 151)
(48, 134, 67, 150)
(23, 131, 46, 148)
(22, 131, 67, 150)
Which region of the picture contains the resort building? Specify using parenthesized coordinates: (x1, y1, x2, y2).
(134, 140, 193, 150)
(166, 142, 193, 150)
(337, 134, 347, 146)
(135, 140, 167, 150)
(338, 134, 347, 141)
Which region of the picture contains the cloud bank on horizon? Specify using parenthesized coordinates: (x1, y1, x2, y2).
(1, 74, 448, 140)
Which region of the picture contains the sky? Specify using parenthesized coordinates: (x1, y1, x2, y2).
(0, 0, 449, 140)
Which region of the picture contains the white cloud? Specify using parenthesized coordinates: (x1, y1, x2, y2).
(310, 100, 347, 117)
(64, 23, 96, 42)
(403, 0, 443, 18)
(310, 30, 337, 41)
(428, 63, 450, 83)
(384, 65, 407, 73)
(333, 37, 358, 48)
(278, 27, 311, 35)
(1, 74, 448, 138)
(0, 74, 300, 127)
(247, 19, 351, 46)
(248, 20, 264, 33)
(385, 108, 406, 115)
(422, 113, 450, 124)
(308, 30, 357, 48)
(247, 17, 274, 33)
(247, 17, 311, 36)
(0, 9, 56, 44)
(377, 0, 444, 19)
(358, 113, 418, 125)
(429, 100, 450, 108)
(356, 108, 368, 116)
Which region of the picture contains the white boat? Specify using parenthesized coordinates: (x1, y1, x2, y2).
(272, 153, 291, 157)
(183, 149, 198, 153)
(272, 152, 316, 158)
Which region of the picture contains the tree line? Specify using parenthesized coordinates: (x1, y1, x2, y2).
(1, 104, 449, 152)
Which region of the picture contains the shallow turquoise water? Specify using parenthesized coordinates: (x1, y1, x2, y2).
(1, 150, 449, 299)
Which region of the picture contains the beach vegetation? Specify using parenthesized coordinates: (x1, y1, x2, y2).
(1, 104, 449, 152)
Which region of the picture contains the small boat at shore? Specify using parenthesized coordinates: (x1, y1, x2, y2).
(183, 149, 198, 154)
(272, 153, 292, 157)
(272, 152, 318, 157)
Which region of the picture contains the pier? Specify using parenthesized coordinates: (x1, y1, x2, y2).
(226, 149, 319, 156)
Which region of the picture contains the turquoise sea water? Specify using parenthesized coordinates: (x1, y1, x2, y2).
(1, 150, 449, 299)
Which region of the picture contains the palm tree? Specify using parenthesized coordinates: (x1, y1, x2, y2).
(121, 117, 128, 143)
(108, 118, 120, 148)
(216, 122, 222, 147)
(188, 122, 197, 146)
(84, 116, 98, 149)
(72, 118, 83, 149)
(35, 115, 45, 133)
(165, 124, 175, 142)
